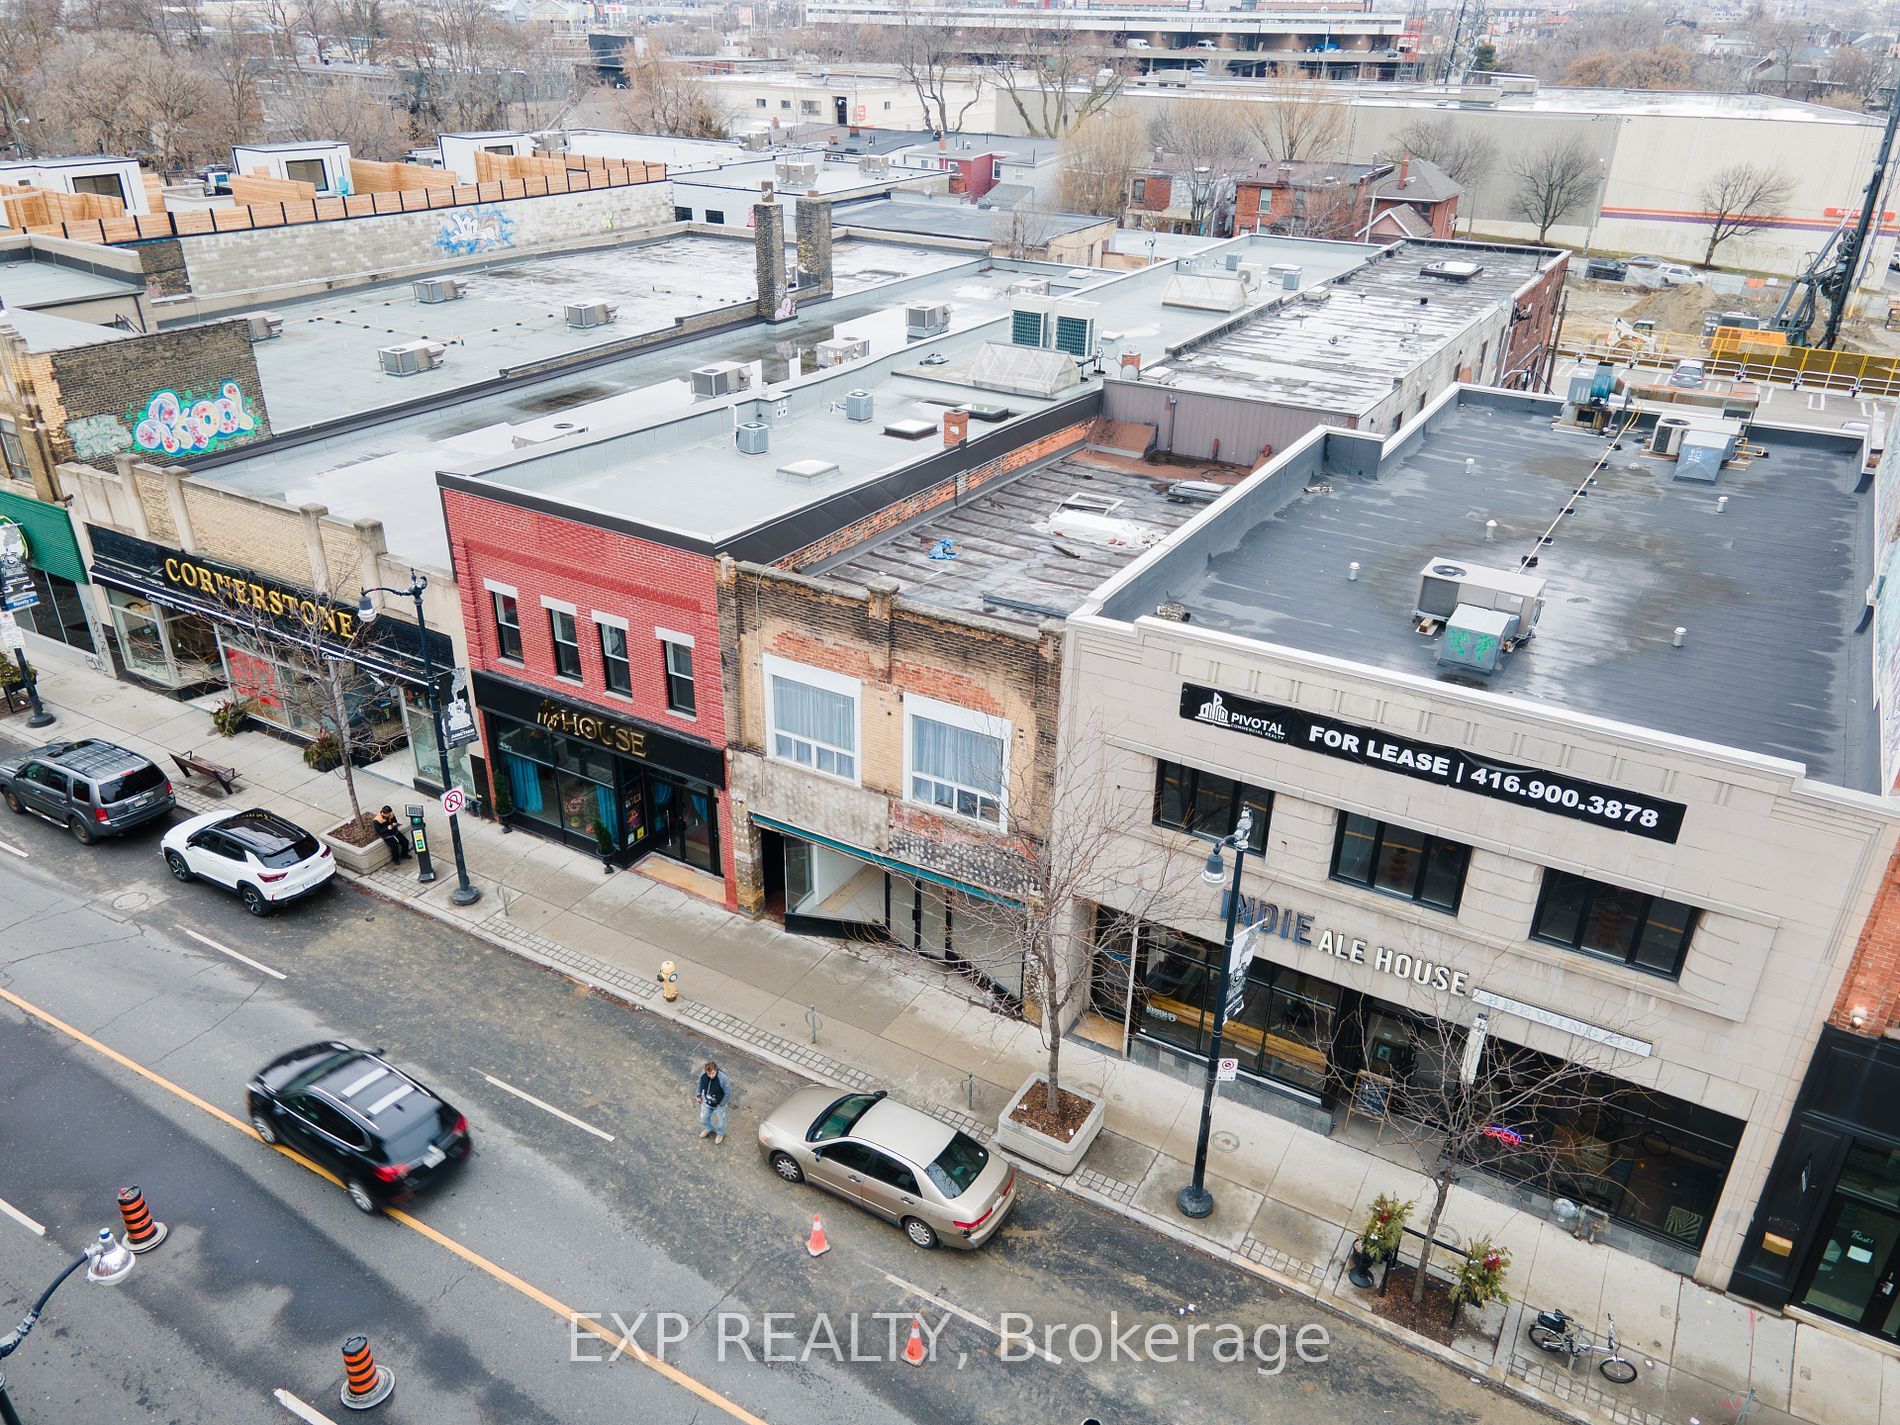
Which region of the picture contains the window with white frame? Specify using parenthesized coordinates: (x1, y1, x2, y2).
(595, 614, 631, 696)
(905, 694, 1007, 827)
(764, 654, 857, 782)
(659, 630, 695, 715)
(545, 601, 581, 680)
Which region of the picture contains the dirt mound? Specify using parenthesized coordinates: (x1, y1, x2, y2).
(1621, 280, 1780, 336)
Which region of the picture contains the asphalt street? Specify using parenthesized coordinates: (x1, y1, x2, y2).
(0, 789, 1549, 1424)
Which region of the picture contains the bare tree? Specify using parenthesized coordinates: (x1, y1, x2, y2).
(1749, 17, 1806, 97)
(272, 75, 416, 160)
(1696, 161, 1796, 267)
(1391, 116, 1496, 192)
(1268, 173, 1373, 241)
(1059, 106, 1150, 217)
(1238, 78, 1350, 164)
(0, 0, 63, 157)
(1506, 135, 1598, 244)
(988, 20, 1123, 139)
(1150, 99, 1261, 236)
(598, 44, 729, 138)
(991, 204, 1063, 261)
(883, 13, 984, 135)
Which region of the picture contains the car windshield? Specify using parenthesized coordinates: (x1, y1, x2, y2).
(99, 764, 166, 803)
(226, 813, 319, 867)
(809, 1092, 881, 1143)
(925, 1132, 990, 1198)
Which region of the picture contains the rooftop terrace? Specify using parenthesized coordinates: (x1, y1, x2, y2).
(1097, 392, 1877, 790)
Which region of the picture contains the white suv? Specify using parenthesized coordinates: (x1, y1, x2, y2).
(163, 809, 334, 916)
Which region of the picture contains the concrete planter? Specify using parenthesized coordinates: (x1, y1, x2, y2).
(322, 820, 391, 875)
(993, 1073, 1106, 1176)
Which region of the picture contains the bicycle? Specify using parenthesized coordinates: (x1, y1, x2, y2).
(1526, 1307, 1639, 1384)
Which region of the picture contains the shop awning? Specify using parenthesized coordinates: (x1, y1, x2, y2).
(0, 488, 87, 584)
(749, 812, 1024, 910)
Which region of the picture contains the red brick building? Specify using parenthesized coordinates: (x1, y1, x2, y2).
(1233, 157, 1460, 243)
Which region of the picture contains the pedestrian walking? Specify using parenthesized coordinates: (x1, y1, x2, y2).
(372, 805, 410, 862)
(695, 1060, 730, 1144)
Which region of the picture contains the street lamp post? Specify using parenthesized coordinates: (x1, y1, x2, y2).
(357, 572, 480, 907)
(0, 1230, 136, 1425)
(1177, 808, 1255, 1221)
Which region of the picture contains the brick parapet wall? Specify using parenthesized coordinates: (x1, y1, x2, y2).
(1831, 843, 1900, 1037)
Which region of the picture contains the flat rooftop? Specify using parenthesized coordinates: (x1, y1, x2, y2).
(0, 256, 141, 311)
(1099, 393, 1876, 790)
(835, 197, 1110, 242)
(0, 308, 131, 353)
(816, 451, 1219, 628)
(243, 234, 969, 430)
(1154, 245, 1552, 415)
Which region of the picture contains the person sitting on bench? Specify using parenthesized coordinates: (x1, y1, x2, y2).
(372, 805, 410, 862)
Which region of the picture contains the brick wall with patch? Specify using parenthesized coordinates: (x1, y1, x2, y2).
(721, 555, 1061, 918)
(34, 319, 270, 472)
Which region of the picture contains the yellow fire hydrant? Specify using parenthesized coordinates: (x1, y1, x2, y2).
(657, 959, 678, 1002)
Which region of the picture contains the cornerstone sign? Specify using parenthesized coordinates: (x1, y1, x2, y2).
(1183, 684, 1687, 844)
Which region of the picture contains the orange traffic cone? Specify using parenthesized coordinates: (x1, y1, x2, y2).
(339, 1334, 395, 1410)
(116, 1186, 167, 1253)
(806, 1214, 830, 1257)
(902, 1315, 927, 1367)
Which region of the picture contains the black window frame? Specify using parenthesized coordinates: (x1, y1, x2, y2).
(1530, 868, 1698, 979)
(491, 590, 523, 662)
(663, 638, 696, 715)
(548, 607, 582, 681)
(1329, 812, 1471, 914)
(598, 621, 632, 696)
(705, 208, 726, 225)
(1151, 759, 1270, 854)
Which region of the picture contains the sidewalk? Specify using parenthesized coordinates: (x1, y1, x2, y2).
(7, 647, 1895, 1425)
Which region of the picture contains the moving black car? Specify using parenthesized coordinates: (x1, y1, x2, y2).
(247, 1042, 471, 1212)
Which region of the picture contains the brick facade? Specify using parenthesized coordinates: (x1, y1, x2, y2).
(1830, 843, 1900, 1035)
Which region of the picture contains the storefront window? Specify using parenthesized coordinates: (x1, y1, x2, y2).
(1532, 869, 1697, 978)
(108, 589, 174, 683)
(15, 567, 96, 653)
(1331, 813, 1469, 912)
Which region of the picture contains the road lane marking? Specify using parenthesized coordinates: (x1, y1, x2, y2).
(273, 1389, 337, 1424)
(479, 1071, 615, 1142)
(0, 836, 26, 859)
(0, 1193, 46, 1236)
(183, 927, 288, 981)
(0, 984, 769, 1425)
(882, 1270, 1063, 1364)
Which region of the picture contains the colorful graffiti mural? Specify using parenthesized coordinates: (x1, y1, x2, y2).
(130, 382, 260, 457)
(436, 205, 516, 257)
(66, 413, 135, 461)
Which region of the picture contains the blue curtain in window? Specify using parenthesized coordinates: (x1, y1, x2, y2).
(653, 779, 674, 808)
(595, 783, 619, 842)
(689, 789, 709, 821)
(505, 753, 543, 814)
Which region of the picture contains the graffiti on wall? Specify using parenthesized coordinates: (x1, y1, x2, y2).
(435, 205, 516, 257)
(66, 413, 135, 462)
(129, 382, 260, 457)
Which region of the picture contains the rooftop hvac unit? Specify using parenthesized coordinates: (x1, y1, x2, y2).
(858, 154, 890, 177)
(1436, 604, 1513, 675)
(1649, 416, 1691, 457)
(1298, 286, 1332, 304)
(243, 312, 283, 342)
(1275, 264, 1302, 290)
(815, 336, 871, 367)
(413, 277, 465, 304)
(1415, 559, 1545, 642)
(775, 159, 817, 187)
(905, 302, 951, 338)
(378, 341, 446, 375)
(1006, 277, 1049, 298)
(735, 421, 770, 455)
(1052, 299, 1098, 359)
(1675, 429, 1735, 482)
(1011, 294, 1057, 348)
(510, 420, 587, 448)
(1236, 262, 1264, 289)
(691, 362, 751, 398)
(1420, 259, 1484, 283)
(845, 388, 875, 422)
(742, 130, 769, 151)
(565, 300, 617, 329)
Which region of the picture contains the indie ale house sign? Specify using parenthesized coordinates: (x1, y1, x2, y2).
(1182, 684, 1687, 843)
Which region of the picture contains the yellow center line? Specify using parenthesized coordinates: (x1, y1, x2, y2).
(0, 984, 770, 1425)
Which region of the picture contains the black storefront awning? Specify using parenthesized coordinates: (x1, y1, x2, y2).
(87, 525, 453, 687)
(472, 668, 725, 787)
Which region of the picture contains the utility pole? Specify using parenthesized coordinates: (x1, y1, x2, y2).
(1821, 87, 1900, 349)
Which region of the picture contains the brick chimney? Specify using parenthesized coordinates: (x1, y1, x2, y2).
(1399, 156, 1410, 188)
(943, 409, 968, 447)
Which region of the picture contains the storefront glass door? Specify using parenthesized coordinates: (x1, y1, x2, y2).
(1798, 1144, 1900, 1337)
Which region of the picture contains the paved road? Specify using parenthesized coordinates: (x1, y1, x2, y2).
(0, 794, 1544, 1424)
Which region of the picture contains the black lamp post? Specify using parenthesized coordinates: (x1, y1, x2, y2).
(0, 1230, 136, 1425)
(357, 572, 480, 907)
(1177, 807, 1255, 1221)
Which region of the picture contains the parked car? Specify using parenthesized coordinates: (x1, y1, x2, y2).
(1624, 255, 1697, 286)
(1124, 38, 1150, 49)
(759, 1087, 1016, 1250)
(162, 808, 333, 915)
(0, 739, 174, 843)
(1193, 39, 1220, 49)
(1583, 258, 1628, 282)
(247, 1041, 471, 1213)
(1668, 359, 1708, 388)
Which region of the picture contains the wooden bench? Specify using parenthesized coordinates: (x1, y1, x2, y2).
(170, 751, 239, 794)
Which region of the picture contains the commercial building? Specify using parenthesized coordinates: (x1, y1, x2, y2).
(1059, 385, 1896, 1285)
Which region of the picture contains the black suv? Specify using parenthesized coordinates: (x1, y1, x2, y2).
(1584, 258, 1628, 282)
(247, 1042, 472, 1213)
(0, 739, 175, 843)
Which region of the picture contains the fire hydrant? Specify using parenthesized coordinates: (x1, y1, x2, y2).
(657, 959, 678, 1001)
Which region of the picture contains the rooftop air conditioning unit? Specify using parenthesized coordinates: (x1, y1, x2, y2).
(244, 312, 283, 342)
(776, 158, 818, 187)
(858, 154, 891, 177)
(691, 362, 751, 398)
(1236, 262, 1264, 288)
(565, 300, 617, 329)
(906, 302, 951, 338)
(742, 130, 769, 151)
(379, 340, 446, 375)
(1051, 298, 1098, 359)
(735, 420, 770, 455)
(413, 276, 465, 304)
(845, 388, 875, 422)
(1007, 277, 1049, 298)
(1414, 559, 1545, 642)
(1224, 253, 1243, 271)
(815, 336, 871, 367)
(1010, 294, 1057, 348)
(1649, 416, 1692, 457)
(1275, 264, 1302, 290)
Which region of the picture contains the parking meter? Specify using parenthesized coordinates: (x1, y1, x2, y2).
(406, 804, 437, 884)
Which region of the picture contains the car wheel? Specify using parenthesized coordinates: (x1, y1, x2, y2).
(902, 1216, 939, 1250)
(345, 1180, 380, 1215)
(3, 789, 22, 814)
(240, 884, 270, 917)
(769, 1151, 804, 1184)
(67, 816, 95, 846)
(164, 850, 193, 882)
(251, 1111, 279, 1145)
